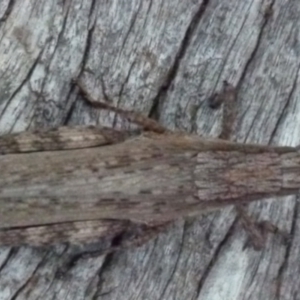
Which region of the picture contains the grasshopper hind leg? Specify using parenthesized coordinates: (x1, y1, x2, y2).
(73, 78, 167, 134)
(55, 222, 171, 277)
(209, 81, 287, 250)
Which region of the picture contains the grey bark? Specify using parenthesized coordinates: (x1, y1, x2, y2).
(0, 0, 299, 299)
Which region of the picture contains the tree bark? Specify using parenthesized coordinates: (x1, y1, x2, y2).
(0, 0, 299, 299)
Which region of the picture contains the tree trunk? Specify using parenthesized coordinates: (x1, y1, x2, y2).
(0, 0, 299, 299)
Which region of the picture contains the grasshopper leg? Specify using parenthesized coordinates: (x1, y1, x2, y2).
(56, 222, 171, 275)
(209, 81, 283, 249)
(73, 78, 167, 134)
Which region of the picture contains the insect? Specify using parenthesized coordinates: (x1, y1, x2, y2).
(0, 80, 296, 254)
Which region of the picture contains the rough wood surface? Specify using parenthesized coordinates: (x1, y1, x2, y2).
(0, 0, 300, 299)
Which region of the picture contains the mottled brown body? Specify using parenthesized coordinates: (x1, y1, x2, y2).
(0, 127, 299, 247)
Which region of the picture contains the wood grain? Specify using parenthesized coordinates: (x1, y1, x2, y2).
(1, 0, 300, 299)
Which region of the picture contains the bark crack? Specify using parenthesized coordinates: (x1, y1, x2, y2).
(269, 64, 300, 143)
(236, 0, 276, 90)
(195, 217, 238, 298)
(274, 196, 299, 298)
(79, 0, 97, 74)
(62, 0, 97, 125)
(0, 51, 42, 130)
(158, 224, 185, 300)
(0, 247, 16, 273)
(9, 251, 48, 300)
(149, 0, 210, 120)
(0, 0, 15, 24)
(120, 1, 142, 53)
(235, 0, 276, 143)
(38, 246, 69, 299)
(212, 3, 253, 91)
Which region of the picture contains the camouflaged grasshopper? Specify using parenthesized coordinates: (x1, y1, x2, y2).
(0, 80, 298, 251)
